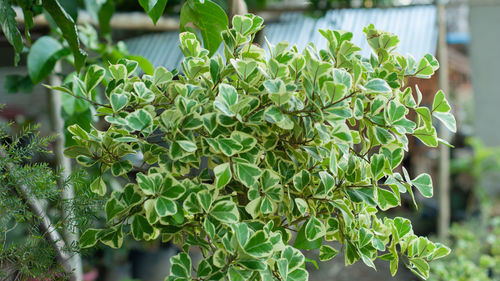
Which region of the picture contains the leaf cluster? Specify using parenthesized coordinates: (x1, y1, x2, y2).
(63, 15, 454, 280)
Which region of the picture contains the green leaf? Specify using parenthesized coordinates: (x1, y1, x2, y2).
(153, 66, 173, 87)
(233, 222, 250, 248)
(217, 137, 243, 156)
(293, 170, 311, 191)
(386, 100, 406, 124)
(133, 81, 155, 103)
(412, 173, 433, 197)
(111, 160, 133, 177)
(161, 176, 185, 199)
(197, 190, 213, 213)
(376, 187, 399, 211)
(183, 193, 203, 214)
(204, 218, 216, 240)
(374, 126, 394, 145)
(131, 215, 156, 240)
(138, 0, 168, 25)
(27, 36, 70, 83)
(156, 196, 177, 217)
(214, 163, 232, 189)
(265, 106, 294, 130)
(170, 252, 192, 279)
(126, 109, 153, 131)
(228, 267, 252, 281)
(324, 81, 347, 103)
(144, 198, 159, 224)
(287, 268, 308, 281)
(232, 15, 254, 36)
(80, 228, 100, 248)
(76, 155, 96, 167)
(110, 93, 130, 112)
(381, 147, 404, 170)
(127, 55, 154, 75)
(0, 0, 23, 65)
(294, 222, 322, 250)
(432, 90, 451, 113)
(317, 171, 335, 197)
(305, 216, 325, 241)
(414, 126, 438, 147)
(416, 106, 432, 129)
(176, 140, 197, 153)
(319, 245, 339, 261)
(84, 65, 105, 93)
(104, 197, 125, 222)
(90, 176, 106, 196)
(137, 172, 162, 195)
(346, 187, 376, 206)
(109, 64, 127, 80)
(294, 198, 308, 215)
(345, 241, 360, 265)
(43, 0, 87, 70)
(210, 200, 239, 224)
(333, 69, 352, 90)
(214, 84, 238, 117)
(364, 78, 391, 93)
(4, 74, 34, 94)
(433, 111, 456, 133)
(244, 230, 273, 258)
(281, 246, 306, 272)
(392, 217, 412, 240)
(370, 154, 385, 180)
(264, 79, 291, 105)
(233, 161, 262, 187)
(232, 59, 257, 80)
(409, 258, 430, 279)
(100, 225, 123, 249)
(415, 57, 434, 78)
(180, 0, 228, 56)
(231, 131, 257, 152)
(97, 0, 115, 37)
(429, 244, 451, 260)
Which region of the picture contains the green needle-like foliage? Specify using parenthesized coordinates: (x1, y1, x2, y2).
(0, 117, 104, 280)
(0, 123, 63, 279)
(62, 15, 454, 280)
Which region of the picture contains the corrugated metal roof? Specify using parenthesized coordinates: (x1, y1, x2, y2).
(124, 5, 438, 71)
(265, 5, 438, 59)
(125, 32, 184, 70)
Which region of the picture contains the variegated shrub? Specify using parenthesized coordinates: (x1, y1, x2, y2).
(62, 14, 454, 281)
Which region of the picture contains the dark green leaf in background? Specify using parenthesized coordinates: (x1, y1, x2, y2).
(0, 0, 24, 65)
(180, 0, 228, 56)
(43, 0, 87, 71)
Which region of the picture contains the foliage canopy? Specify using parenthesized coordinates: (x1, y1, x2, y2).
(55, 14, 455, 281)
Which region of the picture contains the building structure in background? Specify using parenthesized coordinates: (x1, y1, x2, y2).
(469, 1, 500, 198)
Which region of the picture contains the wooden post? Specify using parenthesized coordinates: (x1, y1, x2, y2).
(437, 0, 451, 239)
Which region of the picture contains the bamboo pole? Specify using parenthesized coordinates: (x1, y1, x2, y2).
(437, 0, 451, 239)
(48, 63, 82, 281)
